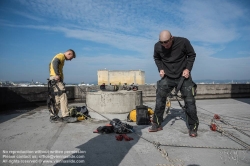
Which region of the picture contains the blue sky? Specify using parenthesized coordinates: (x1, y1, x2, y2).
(0, 0, 250, 84)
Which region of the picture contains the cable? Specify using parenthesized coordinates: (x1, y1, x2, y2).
(196, 105, 250, 122)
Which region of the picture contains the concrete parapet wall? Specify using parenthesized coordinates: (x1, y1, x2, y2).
(1, 84, 250, 110)
(0, 86, 75, 111)
(139, 84, 250, 101)
(195, 84, 250, 99)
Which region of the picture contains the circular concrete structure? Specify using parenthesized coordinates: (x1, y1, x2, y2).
(86, 90, 142, 120)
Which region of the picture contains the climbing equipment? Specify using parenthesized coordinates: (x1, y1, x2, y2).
(116, 134, 134, 141)
(122, 83, 138, 91)
(93, 118, 133, 134)
(47, 79, 61, 119)
(69, 106, 91, 121)
(47, 79, 78, 123)
(209, 114, 250, 150)
(136, 91, 151, 125)
(100, 84, 119, 91)
(93, 125, 114, 134)
(127, 107, 154, 122)
(110, 118, 134, 134)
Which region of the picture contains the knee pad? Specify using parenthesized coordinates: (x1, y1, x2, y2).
(185, 96, 195, 103)
(156, 78, 170, 97)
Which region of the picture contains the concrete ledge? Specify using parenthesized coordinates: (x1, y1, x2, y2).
(1, 84, 250, 111)
(0, 86, 75, 111)
(1, 99, 250, 166)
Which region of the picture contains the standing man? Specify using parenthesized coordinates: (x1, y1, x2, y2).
(49, 49, 77, 123)
(149, 30, 199, 137)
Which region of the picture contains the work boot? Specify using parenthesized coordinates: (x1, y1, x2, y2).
(63, 116, 78, 123)
(50, 116, 63, 123)
(148, 123, 163, 132)
(189, 129, 198, 137)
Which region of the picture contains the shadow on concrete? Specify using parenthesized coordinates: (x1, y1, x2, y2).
(54, 124, 148, 166)
(54, 108, 188, 166)
(0, 87, 41, 111)
(0, 87, 42, 123)
(0, 107, 37, 123)
(233, 98, 250, 105)
(230, 84, 250, 104)
(162, 108, 188, 129)
(0, 86, 76, 123)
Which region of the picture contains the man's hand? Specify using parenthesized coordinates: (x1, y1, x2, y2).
(54, 75, 60, 81)
(159, 70, 165, 78)
(182, 69, 190, 78)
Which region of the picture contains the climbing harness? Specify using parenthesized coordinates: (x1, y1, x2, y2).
(47, 79, 61, 119)
(167, 76, 187, 110)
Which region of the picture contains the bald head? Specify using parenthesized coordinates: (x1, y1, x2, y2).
(159, 30, 173, 49)
(159, 30, 172, 41)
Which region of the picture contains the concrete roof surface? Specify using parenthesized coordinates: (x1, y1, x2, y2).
(0, 98, 250, 166)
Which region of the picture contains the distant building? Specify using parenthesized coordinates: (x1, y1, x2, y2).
(97, 69, 145, 85)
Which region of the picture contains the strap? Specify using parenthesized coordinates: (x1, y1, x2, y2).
(47, 96, 59, 117)
(47, 79, 52, 95)
(48, 79, 65, 96)
(176, 97, 185, 110)
(47, 79, 60, 118)
(54, 83, 61, 93)
(175, 76, 185, 95)
(53, 90, 66, 96)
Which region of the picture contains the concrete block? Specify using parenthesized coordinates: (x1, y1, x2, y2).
(86, 90, 141, 114)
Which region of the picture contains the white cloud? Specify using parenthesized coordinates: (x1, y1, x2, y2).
(175, 1, 245, 43)
(238, 51, 250, 56)
(1, 0, 250, 82)
(2, 24, 155, 56)
(15, 0, 249, 45)
(12, 10, 45, 22)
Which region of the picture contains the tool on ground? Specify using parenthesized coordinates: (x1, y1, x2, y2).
(136, 91, 150, 125)
(122, 83, 138, 91)
(116, 134, 134, 141)
(93, 118, 134, 134)
(69, 106, 91, 120)
(127, 107, 154, 123)
(210, 115, 250, 150)
(93, 124, 114, 134)
(100, 83, 119, 91)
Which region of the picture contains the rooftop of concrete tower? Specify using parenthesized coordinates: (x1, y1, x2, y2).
(1, 98, 250, 166)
